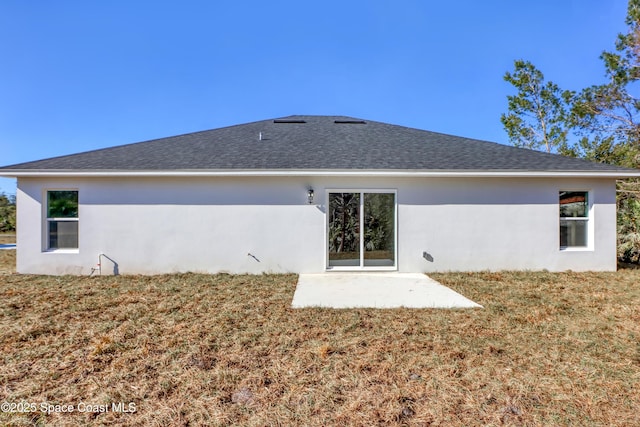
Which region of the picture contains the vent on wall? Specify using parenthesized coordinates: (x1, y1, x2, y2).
(334, 120, 366, 124)
(273, 119, 306, 123)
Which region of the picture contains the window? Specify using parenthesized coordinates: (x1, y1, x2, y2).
(559, 191, 588, 249)
(46, 190, 78, 250)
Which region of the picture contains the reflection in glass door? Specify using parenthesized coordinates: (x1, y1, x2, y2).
(327, 193, 361, 267)
(363, 193, 395, 267)
(327, 191, 396, 269)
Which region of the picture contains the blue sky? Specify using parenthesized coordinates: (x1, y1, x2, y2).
(0, 0, 629, 195)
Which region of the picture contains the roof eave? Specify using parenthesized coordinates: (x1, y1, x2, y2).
(1, 169, 639, 179)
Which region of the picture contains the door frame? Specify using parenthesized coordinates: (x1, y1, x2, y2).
(325, 189, 398, 271)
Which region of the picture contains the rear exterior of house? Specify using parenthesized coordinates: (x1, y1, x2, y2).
(3, 115, 639, 275)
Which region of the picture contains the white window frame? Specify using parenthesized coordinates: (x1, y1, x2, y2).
(44, 189, 79, 253)
(559, 190, 593, 251)
(325, 189, 398, 271)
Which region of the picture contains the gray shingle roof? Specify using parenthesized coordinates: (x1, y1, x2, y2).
(1, 115, 638, 173)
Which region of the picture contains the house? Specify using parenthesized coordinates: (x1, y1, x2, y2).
(1, 115, 639, 275)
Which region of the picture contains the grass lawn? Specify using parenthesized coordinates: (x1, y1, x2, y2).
(0, 254, 639, 426)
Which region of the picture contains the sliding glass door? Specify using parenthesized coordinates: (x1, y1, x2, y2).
(327, 191, 396, 269)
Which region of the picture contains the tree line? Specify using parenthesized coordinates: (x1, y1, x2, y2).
(0, 193, 16, 232)
(502, 0, 640, 264)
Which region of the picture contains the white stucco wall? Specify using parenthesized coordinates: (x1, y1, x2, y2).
(16, 175, 618, 275)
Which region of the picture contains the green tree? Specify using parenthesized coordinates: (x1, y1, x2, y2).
(568, 0, 640, 167)
(0, 193, 16, 232)
(502, 0, 640, 264)
(501, 60, 574, 153)
(569, 0, 640, 262)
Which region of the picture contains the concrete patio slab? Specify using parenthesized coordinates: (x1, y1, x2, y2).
(292, 272, 482, 309)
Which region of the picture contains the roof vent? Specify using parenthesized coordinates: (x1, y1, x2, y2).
(334, 120, 366, 124)
(273, 119, 306, 124)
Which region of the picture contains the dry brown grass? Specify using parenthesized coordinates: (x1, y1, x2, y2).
(0, 256, 639, 426)
(0, 233, 16, 244)
(0, 249, 15, 275)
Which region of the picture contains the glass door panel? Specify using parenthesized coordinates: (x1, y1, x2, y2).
(327, 191, 396, 269)
(363, 193, 395, 267)
(328, 193, 360, 267)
